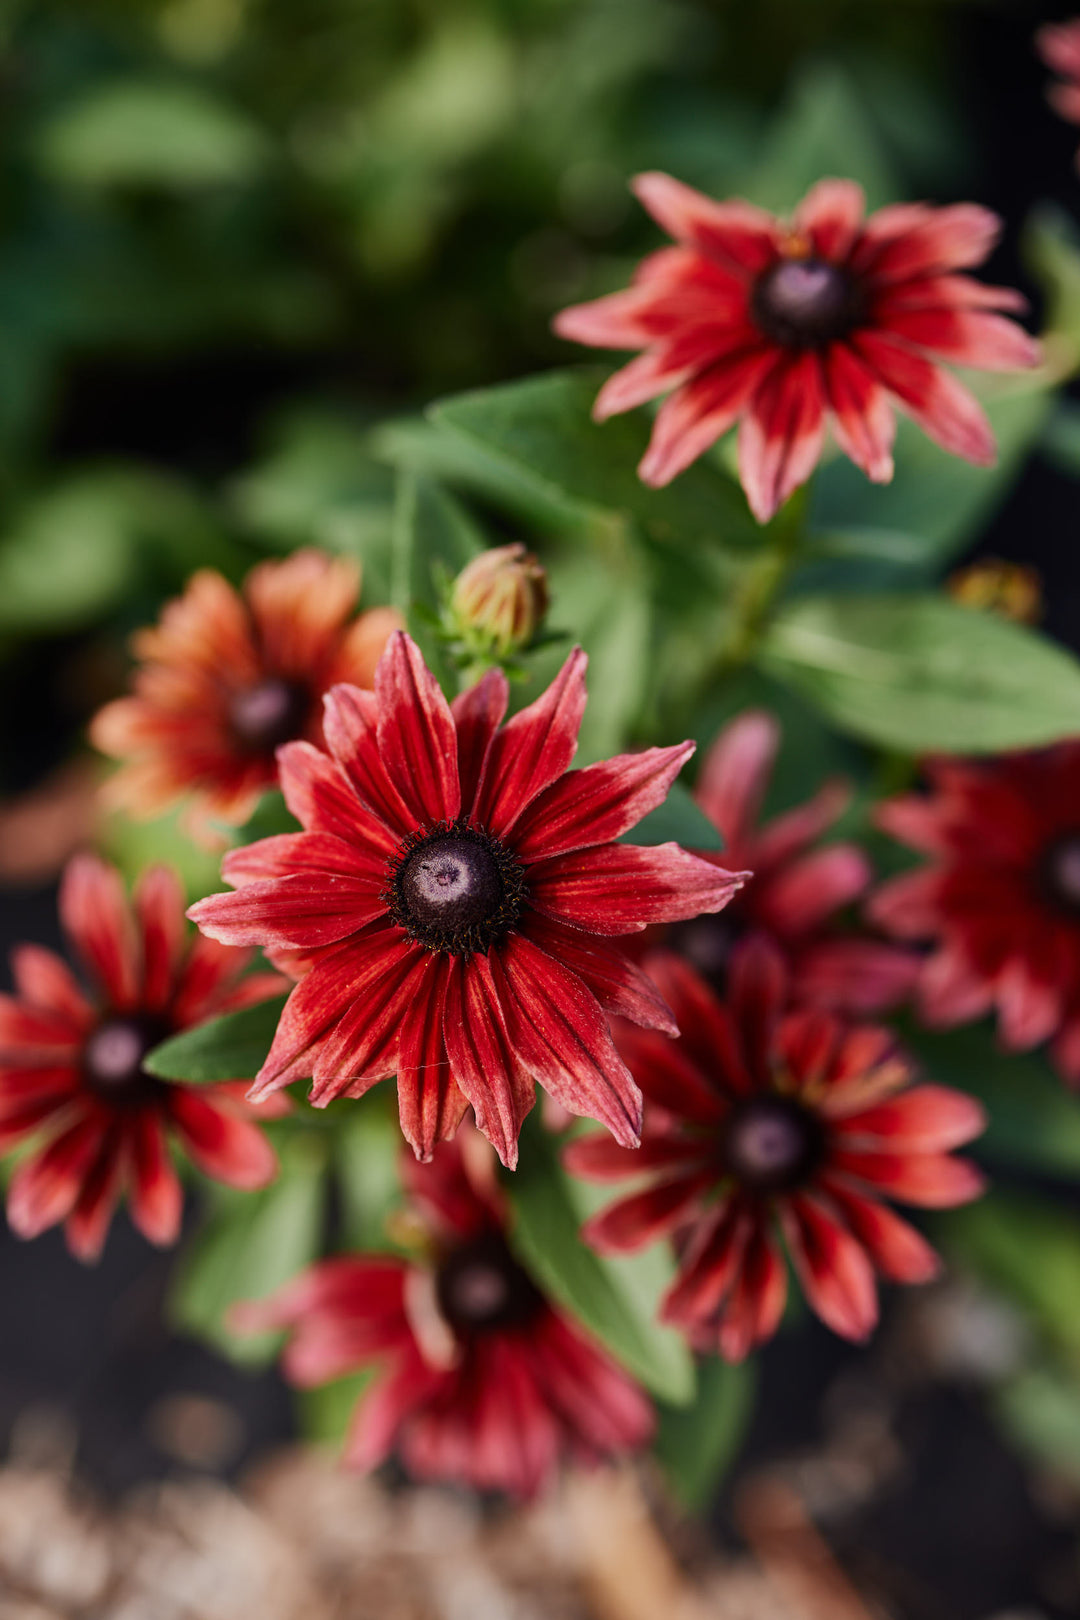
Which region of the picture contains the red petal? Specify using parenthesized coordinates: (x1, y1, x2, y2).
(638, 347, 775, 487)
(65, 1138, 125, 1264)
(875, 306, 1038, 371)
(310, 939, 436, 1105)
(395, 953, 469, 1162)
(753, 777, 851, 868)
(631, 172, 781, 273)
(581, 1168, 714, 1253)
(451, 668, 509, 810)
(472, 648, 587, 838)
(830, 1147, 986, 1208)
(7, 1114, 108, 1239)
(135, 865, 186, 1013)
(528, 842, 746, 934)
(10, 945, 92, 1028)
(511, 742, 695, 861)
(594, 347, 700, 418)
(781, 1193, 878, 1342)
(917, 947, 995, 1028)
(737, 352, 827, 523)
(793, 938, 921, 1016)
(278, 739, 396, 852)
(128, 1110, 183, 1245)
(564, 1131, 709, 1182)
(247, 926, 412, 1101)
(523, 914, 678, 1034)
(755, 844, 870, 936)
(443, 956, 535, 1170)
(615, 1022, 732, 1122)
(491, 933, 642, 1147)
(996, 947, 1064, 1050)
(344, 1354, 442, 1473)
(854, 202, 1001, 282)
(821, 1177, 941, 1284)
(374, 631, 461, 827)
(695, 710, 778, 848)
(59, 854, 140, 1011)
(661, 1197, 750, 1325)
(729, 936, 788, 1084)
(322, 684, 418, 839)
(223, 830, 392, 892)
(717, 1225, 788, 1362)
(839, 1085, 986, 1151)
(854, 332, 995, 465)
(644, 950, 754, 1095)
(822, 342, 896, 483)
(793, 179, 866, 262)
(189, 871, 383, 951)
(867, 867, 947, 940)
(169, 1087, 278, 1189)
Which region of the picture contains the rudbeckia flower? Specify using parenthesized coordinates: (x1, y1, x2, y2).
(91, 549, 402, 833)
(190, 632, 746, 1165)
(566, 941, 985, 1361)
(235, 1128, 653, 1499)
(555, 175, 1038, 522)
(870, 744, 1080, 1085)
(0, 855, 285, 1260)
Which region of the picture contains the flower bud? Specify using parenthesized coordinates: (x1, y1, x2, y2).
(449, 545, 549, 658)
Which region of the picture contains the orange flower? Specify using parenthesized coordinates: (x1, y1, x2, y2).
(91, 550, 402, 834)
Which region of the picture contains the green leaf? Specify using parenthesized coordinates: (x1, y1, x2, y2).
(808, 384, 1052, 575)
(623, 781, 722, 852)
(761, 592, 1080, 754)
(37, 81, 270, 188)
(170, 1135, 326, 1365)
(505, 1119, 695, 1405)
(901, 1020, 1080, 1177)
(948, 1192, 1080, 1365)
(654, 1358, 755, 1510)
(145, 997, 287, 1084)
(1026, 203, 1080, 362)
(404, 370, 758, 553)
(298, 1371, 375, 1447)
(333, 1096, 405, 1249)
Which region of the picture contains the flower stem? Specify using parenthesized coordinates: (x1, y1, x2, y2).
(714, 486, 807, 678)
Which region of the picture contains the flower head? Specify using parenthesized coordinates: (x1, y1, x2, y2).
(566, 940, 985, 1361)
(0, 855, 285, 1261)
(235, 1128, 653, 1498)
(91, 550, 402, 832)
(665, 711, 917, 1015)
(555, 175, 1039, 522)
(190, 632, 746, 1166)
(449, 544, 550, 659)
(870, 744, 1080, 1085)
(1038, 19, 1080, 166)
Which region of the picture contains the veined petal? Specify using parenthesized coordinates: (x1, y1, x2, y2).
(632, 172, 781, 273)
(874, 306, 1039, 371)
(395, 953, 468, 1162)
(780, 1193, 878, 1342)
(737, 351, 827, 524)
(451, 668, 509, 812)
(823, 342, 896, 484)
(527, 842, 747, 934)
(189, 873, 382, 950)
(277, 740, 395, 852)
(322, 684, 418, 839)
(222, 831, 388, 890)
(511, 741, 694, 860)
(472, 648, 587, 837)
(524, 914, 677, 1034)
(374, 632, 461, 827)
(443, 955, 535, 1170)
(581, 1169, 715, 1254)
(854, 332, 995, 466)
(491, 933, 642, 1146)
(638, 347, 774, 487)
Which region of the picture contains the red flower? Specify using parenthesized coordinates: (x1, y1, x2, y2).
(91, 550, 402, 833)
(190, 632, 745, 1166)
(566, 941, 985, 1361)
(235, 1129, 653, 1498)
(667, 710, 917, 1015)
(554, 175, 1038, 522)
(1038, 19, 1080, 166)
(870, 745, 1080, 1085)
(0, 855, 285, 1261)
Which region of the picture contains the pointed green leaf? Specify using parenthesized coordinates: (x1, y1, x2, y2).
(654, 1358, 755, 1510)
(623, 780, 723, 851)
(145, 997, 287, 1084)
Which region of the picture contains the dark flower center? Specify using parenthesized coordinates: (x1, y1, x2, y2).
(435, 1232, 544, 1336)
(667, 909, 746, 991)
(82, 1016, 168, 1105)
(1042, 833, 1080, 915)
(228, 678, 309, 755)
(751, 257, 865, 349)
(387, 821, 527, 955)
(720, 1094, 825, 1194)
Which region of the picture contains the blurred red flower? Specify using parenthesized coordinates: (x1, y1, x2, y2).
(191, 632, 746, 1165)
(871, 745, 1080, 1084)
(235, 1129, 653, 1498)
(91, 549, 402, 834)
(0, 855, 285, 1261)
(665, 710, 918, 1015)
(566, 941, 985, 1361)
(1038, 18, 1080, 166)
(555, 176, 1038, 522)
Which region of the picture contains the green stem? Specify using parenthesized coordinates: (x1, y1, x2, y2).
(713, 486, 808, 679)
